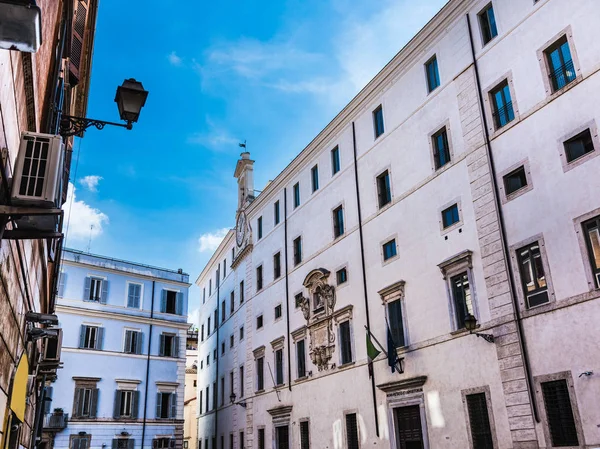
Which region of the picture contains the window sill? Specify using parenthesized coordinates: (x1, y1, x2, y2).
(294, 376, 309, 384)
(338, 361, 355, 370)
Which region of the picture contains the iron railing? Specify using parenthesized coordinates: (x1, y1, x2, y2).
(549, 59, 576, 92)
(43, 412, 68, 430)
(493, 101, 514, 129)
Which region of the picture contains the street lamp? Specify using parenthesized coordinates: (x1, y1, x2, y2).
(464, 314, 495, 343)
(230, 393, 236, 404)
(59, 78, 148, 137)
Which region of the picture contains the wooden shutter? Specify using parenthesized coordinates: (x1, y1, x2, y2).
(83, 277, 91, 301)
(156, 393, 162, 418)
(79, 326, 86, 348)
(173, 336, 180, 358)
(345, 413, 359, 449)
(176, 292, 184, 315)
(169, 392, 177, 418)
(124, 331, 132, 353)
(159, 334, 165, 356)
(96, 327, 104, 350)
(58, 272, 67, 298)
(160, 290, 167, 313)
(73, 387, 81, 417)
(466, 393, 494, 449)
(541, 380, 579, 446)
(152, 440, 158, 449)
(90, 388, 99, 418)
(300, 421, 309, 449)
(111, 440, 118, 449)
(127, 284, 135, 308)
(72, 438, 81, 449)
(127, 440, 135, 449)
(113, 390, 121, 418)
(100, 280, 109, 304)
(44, 386, 53, 413)
(136, 332, 144, 355)
(69, 0, 89, 85)
(132, 391, 139, 418)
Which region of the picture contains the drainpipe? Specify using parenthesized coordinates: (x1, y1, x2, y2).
(141, 281, 156, 449)
(351, 122, 380, 437)
(466, 14, 539, 422)
(283, 188, 292, 391)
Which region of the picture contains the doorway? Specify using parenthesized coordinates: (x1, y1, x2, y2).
(393, 405, 424, 449)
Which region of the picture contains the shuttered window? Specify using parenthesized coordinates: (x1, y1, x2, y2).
(256, 357, 264, 391)
(127, 283, 142, 308)
(69, 0, 89, 84)
(161, 290, 183, 315)
(541, 379, 579, 447)
(73, 387, 98, 418)
(159, 333, 179, 357)
(112, 439, 134, 449)
(84, 276, 108, 303)
(275, 426, 289, 449)
(297, 339, 306, 379)
(156, 392, 176, 419)
(113, 390, 139, 419)
(71, 436, 91, 449)
(124, 330, 142, 354)
(300, 421, 310, 449)
(275, 349, 284, 385)
(79, 325, 103, 350)
(339, 321, 353, 365)
(57, 272, 67, 298)
(466, 393, 494, 449)
(388, 300, 405, 348)
(345, 413, 359, 449)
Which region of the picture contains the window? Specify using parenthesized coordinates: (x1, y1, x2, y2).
(127, 283, 141, 308)
(465, 392, 494, 449)
(274, 252, 281, 279)
(201, 325, 204, 342)
(275, 426, 289, 449)
(203, 288, 206, 304)
(387, 300, 405, 348)
(256, 265, 263, 291)
(274, 304, 282, 320)
(382, 239, 397, 261)
(564, 129, 594, 163)
(153, 438, 174, 449)
(230, 335, 234, 348)
(517, 242, 549, 308)
(432, 127, 451, 169)
(478, 3, 497, 45)
(239, 366, 244, 397)
(373, 105, 384, 138)
(425, 55, 440, 92)
(275, 349, 284, 385)
(85, 276, 105, 302)
(220, 377, 225, 406)
(232, 247, 235, 261)
(113, 439, 133, 449)
(296, 339, 306, 379)
(258, 429, 265, 449)
(491, 81, 514, 129)
(310, 165, 319, 192)
(207, 317, 211, 335)
(159, 333, 179, 357)
(223, 259, 227, 278)
(199, 390, 203, 414)
(209, 280, 212, 296)
(503, 166, 527, 195)
(161, 290, 182, 315)
(212, 382, 217, 409)
(541, 379, 579, 447)
(229, 434, 233, 449)
(376, 170, 391, 208)
(256, 357, 264, 391)
(114, 390, 138, 418)
(73, 386, 98, 418)
(545, 36, 575, 92)
(71, 436, 91, 449)
(257, 216, 263, 240)
(221, 300, 226, 323)
(274, 201, 280, 225)
(336, 268, 347, 285)
(214, 309, 218, 329)
(79, 325, 103, 350)
(156, 392, 176, 419)
(339, 321, 353, 365)
(230, 291, 235, 313)
(256, 315, 263, 329)
(124, 330, 142, 354)
(442, 204, 460, 228)
(221, 341, 225, 355)
(295, 293, 303, 308)
(207, 354, 210, 367)
(240, 326, 245, 340)
(451, 272, 473, 329)
(239, 433, 244, 449)
(345, 413, 359, 449)
(333, 206, 344, 238)
(205, 387, 209, 413)
(239, 281, 244, 303)
(293, 237, 302, 265)
(582, 216, 600, 288)
(293, 183, 300, 208)
(331, 146, 340, 175)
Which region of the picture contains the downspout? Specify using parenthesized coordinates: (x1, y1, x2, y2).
(466, 14, 539, 422)
(283, 188, 292, 391)
(351, 122, 380, 437)
(141, 281, 156, 449)
(215, 267, 220, 443)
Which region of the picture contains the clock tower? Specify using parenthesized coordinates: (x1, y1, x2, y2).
(233, 152, 254, 251)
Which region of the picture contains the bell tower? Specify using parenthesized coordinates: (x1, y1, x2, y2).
(234, 152, 255, 210)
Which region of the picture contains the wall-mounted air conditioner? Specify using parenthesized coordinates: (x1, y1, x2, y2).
(11, 132, 64, 208)
(40, 328, 63, 367)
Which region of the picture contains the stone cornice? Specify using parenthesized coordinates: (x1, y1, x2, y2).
(377, 376, 428, 393)
(267, 405, 293, 418)
(230, 243, 253, 270)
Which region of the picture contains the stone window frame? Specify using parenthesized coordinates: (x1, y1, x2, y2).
(253, 346, 266, 393)
(378, 280, 409, 349)
(476, 2, 499, 48)
(573, 206, 600, 291)
(461, 385, 499, 449)
(386, 389, 430, 449)
(256, 426, 266, 449)
(343, 409, 361, 449)
(497, 158, 534, 204)
(69, 434, 92, 449)
(537, 25, 582, 99)
(374, 165, 394, 213)
(330, 200, 346, 241)
(255, 264, 264, 292)
(274, 303, 283, 322)
(557, 119, 600, 173)
(438, 250, 480, 332)
(509, 233, 556, 315)
(482, 71, 520, 137)
(333, 306, 355, 368)
(291, 326, 308, 381)
(428, 119, 454, 173)
(334, 263, 349, 290)
(533, 371, 584, 449)
(424, 53, 440, 94)
(438, 197, 463, 235)
(298, 418, 311, 449)
(124, 280, 144, 309)
(271, 337, 286, 387)
(380, 233, 399, 266)
(268, 406, 293, 449)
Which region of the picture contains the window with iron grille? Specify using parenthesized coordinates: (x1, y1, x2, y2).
(442, 204, 460, 229)
(275, 426, 289, 449)
(345, 413, 359, 449)
(274, 200, 280, 225)
(583, 216, 600, 288)
(339, 321, 353, 365)
(432, 127, 451, 169)
(545, 36, 576, 92)
(300, 421, 310, 449)
(275, 349, 284, 385)
(387, 300, 405, 348)
(478, 3, 498, 46)
(451, 272, 474, 329)
(373, 105, 384, 138)
(297, 339, 306, 378)
(466, 392, 494, 449)
(258, 429, 265, 449)
(491, 81, 514, 129)
(311, 165, 319, 192)
(503, 166, 528, 196)
(333, 206, 344, 238)
(425, 55, 440, 92)
(256, 265, 263, 291)
(331, 146, 341, 175)
(541, 379, 579, 447)
(376, 170, 391, 208)
(517, 242, 549, 308)
(563, 129, 594, 163)
(274, 252, 281, 279)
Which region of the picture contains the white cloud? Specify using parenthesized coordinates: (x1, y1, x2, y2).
(168, 51, 182, 66)
(198, 228, 229, 253)
(63, 182, 109, 242)
(188, 307, 200, 326)
(79, 175, 103, 192)
(187, 117, 239, 151)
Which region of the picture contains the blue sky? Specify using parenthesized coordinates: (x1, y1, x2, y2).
(63, 0, 448, 321)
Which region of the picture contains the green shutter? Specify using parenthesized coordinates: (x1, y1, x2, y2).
(90, 388, 99, 418)
(100, 280, 109, 304)
(132, 391, 139, 418)
(156, 393, 162, 418)
(83, 276, 91, 300)
(113, 390, 121, 418)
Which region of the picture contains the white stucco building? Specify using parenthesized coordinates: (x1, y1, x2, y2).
(44, 249, 190, 449)
(196, 0, 600, 448)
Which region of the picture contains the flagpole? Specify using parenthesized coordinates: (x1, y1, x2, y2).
(365, 325, 404, 374)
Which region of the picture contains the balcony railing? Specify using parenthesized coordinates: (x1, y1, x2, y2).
(43, 413, 68, 430)
(492, 101, 515, 129)
(549, 59, 576, 92)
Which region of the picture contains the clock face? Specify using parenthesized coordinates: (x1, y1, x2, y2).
(236, 211, 247, 247)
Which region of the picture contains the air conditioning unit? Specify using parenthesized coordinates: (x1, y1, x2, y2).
(11, 132, 64, 208)
(40, 328, 63, 368)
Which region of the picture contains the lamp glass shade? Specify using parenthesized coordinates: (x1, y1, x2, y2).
(229, 393, 236, 403)
(0, 1, 42, 52)
(114, 78, 148, 123)
(464, 313, 478, 331)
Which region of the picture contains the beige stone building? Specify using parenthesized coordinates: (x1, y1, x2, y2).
(184, 327, 199, 449)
